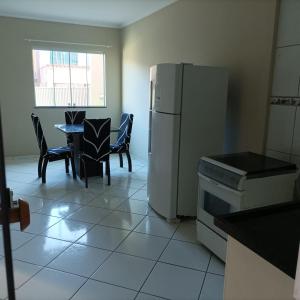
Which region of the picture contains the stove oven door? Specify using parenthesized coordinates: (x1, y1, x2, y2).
(197, 174, 243, 238)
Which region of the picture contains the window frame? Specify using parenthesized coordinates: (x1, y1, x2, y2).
(32, 47, 107, 108)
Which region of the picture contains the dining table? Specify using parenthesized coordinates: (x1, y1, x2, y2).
(55, 123, 119, 178)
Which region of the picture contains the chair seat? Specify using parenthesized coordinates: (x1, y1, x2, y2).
(47, 146, 72, 156)
(110, 143, 127, 153)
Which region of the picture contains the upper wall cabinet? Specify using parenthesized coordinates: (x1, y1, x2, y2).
(266, 104, 296, 153)
(277, 0, 300, 47)
(291, 107, 300, 155)
(272, 47, 300, 96)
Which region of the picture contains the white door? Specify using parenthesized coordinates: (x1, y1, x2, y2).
(148, 111, 180, 219)
(154, 64, 182, 114)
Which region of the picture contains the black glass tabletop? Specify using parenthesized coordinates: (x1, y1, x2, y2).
(55, 124, 119, 134)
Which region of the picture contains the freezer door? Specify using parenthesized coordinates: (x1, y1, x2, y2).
(153, 64, 183, 114)
(148, 111, 180, 219)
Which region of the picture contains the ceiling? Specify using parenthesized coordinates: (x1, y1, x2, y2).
(0, 0, 176, 28)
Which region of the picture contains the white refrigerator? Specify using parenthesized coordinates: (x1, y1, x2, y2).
(148, 63, 228, 220)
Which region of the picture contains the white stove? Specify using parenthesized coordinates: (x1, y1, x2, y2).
(197, 152, 298, 261)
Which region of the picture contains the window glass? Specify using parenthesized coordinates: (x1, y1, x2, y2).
(32, 49, 106, 107)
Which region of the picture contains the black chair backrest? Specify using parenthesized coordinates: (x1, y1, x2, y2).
(31, 113, 48, 156)
(65, 111, 86, 125)
(116, 113, 133, 147)
(82, 118, 111, 161)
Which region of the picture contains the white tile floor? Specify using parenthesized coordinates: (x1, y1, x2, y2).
(0, 155, 224, 300)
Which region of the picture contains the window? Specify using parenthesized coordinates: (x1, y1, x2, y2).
(32, 49, 106, 107)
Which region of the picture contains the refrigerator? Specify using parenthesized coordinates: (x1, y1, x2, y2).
(148, 63, 228, 220)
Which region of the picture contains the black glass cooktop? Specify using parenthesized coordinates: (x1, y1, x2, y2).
(209, 152, 297, 177)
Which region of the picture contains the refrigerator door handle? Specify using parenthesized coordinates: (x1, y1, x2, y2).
(150, 81, 153, 111)
(148, 111, 152, 153)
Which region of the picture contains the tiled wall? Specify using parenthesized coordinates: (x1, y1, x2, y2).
(266, 0, 300, 170)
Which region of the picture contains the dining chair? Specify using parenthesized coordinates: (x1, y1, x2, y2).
(65, 110, 86, 145)
(31, 113, 76, 183)
(80, 118, 111, 188)
(110, 113, 134, 172)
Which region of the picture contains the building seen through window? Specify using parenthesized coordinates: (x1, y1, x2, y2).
(32, 49, 106, 107)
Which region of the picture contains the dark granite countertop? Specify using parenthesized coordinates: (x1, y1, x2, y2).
(214, 201, 300, 279)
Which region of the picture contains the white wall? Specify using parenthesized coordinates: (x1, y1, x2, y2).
(0, 17, 121, 156)
(266, 0, 300, 163)
(265, 0, 300, 197)
(122, 0, 278, 161)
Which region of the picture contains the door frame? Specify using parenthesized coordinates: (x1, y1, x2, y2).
(0, 109, 16, 300)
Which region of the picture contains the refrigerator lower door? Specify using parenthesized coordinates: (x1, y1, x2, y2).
(148, 111, 180, 219)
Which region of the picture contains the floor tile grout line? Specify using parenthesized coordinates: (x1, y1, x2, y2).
(11, 208, 118, 298)
(13, 231, 217, 275)
(11, 256, 92, 281)
(68, 223, 141, 299)
(151, 260, 212, 274)
(69, 206, 151, 299)
(42, 219, 104, 264)
(11, 234, 146, 282)
(26, 191, 118, 236)
(34, 203, 84, 219)
(12, 192, 145, 231)
(6, 159, 200, 299)
(8, 208, 147, 240)
(5, 213, 200, 258)
(48, 204, 135, 272)
(11, 243, 223, 280)
(0, 254, 46, 298)
(4, 212, 88, 298)
(92, 206, 147, 232)
(19, 205, 162, 229)
(76, 229, 148, 297)
(16, 212, 140, 247)
(197, 255, 212, 300)
(12, 183, 143, 229)
(129, 186, 146, 200)
(136, 291, 171, 300)
(206, 270, 224, 277)
(112, 249, 163, 263)
(70, 277, 140, 299)
(133, 224, 179, 300)
(11, 209, 105, 291)
(6, 268, 43, 298)
(4, 231, 38, 254)
(10, 180, 146, 193)
(8, 186, 147, 253)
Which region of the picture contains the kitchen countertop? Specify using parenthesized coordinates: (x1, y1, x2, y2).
(214, 201, 300, 279)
